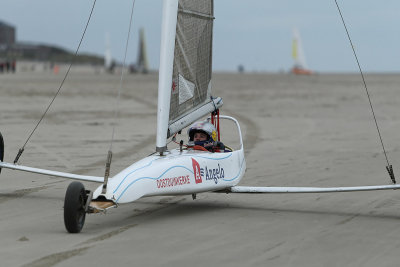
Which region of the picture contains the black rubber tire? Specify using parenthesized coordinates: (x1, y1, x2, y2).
(0, 132, 4, 174)
(64, 181, 87, 233)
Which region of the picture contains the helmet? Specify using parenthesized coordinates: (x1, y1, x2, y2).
(187, 120, 217, 142)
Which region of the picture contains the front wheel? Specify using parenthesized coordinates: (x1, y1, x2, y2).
(64, 181, 87, 233)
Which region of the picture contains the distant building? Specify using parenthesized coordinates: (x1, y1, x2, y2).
(0, 19, 103, 71)
(0, 20, 16, 47)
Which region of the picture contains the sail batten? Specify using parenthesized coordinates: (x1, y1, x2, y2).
(178, 8, 215, 19)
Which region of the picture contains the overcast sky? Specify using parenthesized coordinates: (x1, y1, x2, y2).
(1, 0, 399, 72)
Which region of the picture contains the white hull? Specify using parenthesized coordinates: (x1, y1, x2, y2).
(93, 148, 246, 204)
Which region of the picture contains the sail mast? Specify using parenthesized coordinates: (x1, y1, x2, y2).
(156, 0, 179, 154)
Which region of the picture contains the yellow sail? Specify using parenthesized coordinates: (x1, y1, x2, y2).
(292, 39, 298, 60)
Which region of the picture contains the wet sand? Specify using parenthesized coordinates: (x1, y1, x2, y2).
(1, 71, 400, 266)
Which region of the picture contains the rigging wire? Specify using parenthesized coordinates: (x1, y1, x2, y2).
(13, 0, 98, 164)
(334, 0, 396, 183)
(102, 0, 136, 193)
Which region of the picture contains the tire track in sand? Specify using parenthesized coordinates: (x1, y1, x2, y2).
(0, 186, 49, 204)
(0, 135, 155, 204)
(71, 134, 156, 174)
(223, 108, 261, 155)
(22, 247, 91, 267)
(22, 198, 186, 267)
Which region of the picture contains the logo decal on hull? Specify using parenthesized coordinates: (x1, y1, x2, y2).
(203, 164, 224, 184)
(192, 158, 225, 184)
(192, 158, 202, 184)
(157, 175, 190, 188)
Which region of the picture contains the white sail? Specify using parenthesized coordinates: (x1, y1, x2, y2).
(104, 32, 113, 71)
(136, 28, 149, 73)
(156, 0, 222, 153)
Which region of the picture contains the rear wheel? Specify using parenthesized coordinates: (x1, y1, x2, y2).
(64, 181, 87, 233)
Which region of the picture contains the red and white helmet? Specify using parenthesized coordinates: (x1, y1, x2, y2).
(187, 120, 217, 142)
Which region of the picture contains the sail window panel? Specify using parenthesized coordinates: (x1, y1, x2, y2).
(169, 0, 214, 127)
(178, 73, 195, 104)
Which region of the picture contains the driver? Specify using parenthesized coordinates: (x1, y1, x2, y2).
(187, 120, 225, 152)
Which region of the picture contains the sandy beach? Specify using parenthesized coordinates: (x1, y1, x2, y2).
(1, 71, 400, 266)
